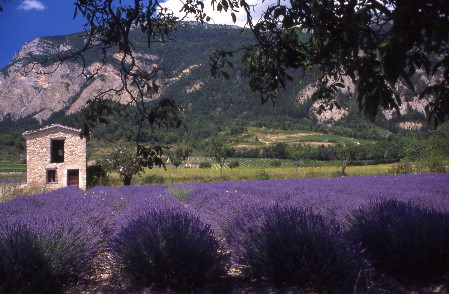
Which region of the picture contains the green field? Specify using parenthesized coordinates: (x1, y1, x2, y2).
(0, 162, 26, 180)
(104, 160, 397, 186)
(0, 157, 395, 184)
(86, 127, 367, 161)
(0, 163, 26, 173)
(232, 127, 366, 148)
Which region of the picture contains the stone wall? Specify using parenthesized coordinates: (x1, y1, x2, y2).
(23, 125, 86, 190)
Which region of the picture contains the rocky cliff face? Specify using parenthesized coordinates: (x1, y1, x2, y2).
(0, 37, 161, 122)
(1, 57, 89, 122)
(0, 25, 430, 128)
(0, 25, 220, 124)
(295, 73, 430, 127)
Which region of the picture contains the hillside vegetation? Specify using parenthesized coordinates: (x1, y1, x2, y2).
(0, 23, 445, 179)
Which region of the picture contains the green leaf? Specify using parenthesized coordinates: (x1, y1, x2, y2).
(99, 117, 109, 124)
(231, 12, 236, 23)
(273, 6, 286, 19)
(373, 64, 382, 74)
(377, 41, 389, 48)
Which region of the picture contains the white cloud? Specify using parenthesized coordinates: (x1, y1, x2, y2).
(160, 0, 278, 27)
(17, 0, 46, 12)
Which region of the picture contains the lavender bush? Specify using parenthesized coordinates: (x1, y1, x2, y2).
(0, 216, 102, 294)
(226, 205, 360, 292)
(0, 178, 25, 185)
(0, 224, 52, 294)
(0, 173, 447, 291)
(111, 208, 228, 291)
(183, 174, 449, 232)
(348, 199, 449, 283)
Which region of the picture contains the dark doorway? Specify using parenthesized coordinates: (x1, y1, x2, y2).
(51, 139, 64, 163)
(67, 169, 79, 186)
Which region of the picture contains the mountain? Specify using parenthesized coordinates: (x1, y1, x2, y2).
(0, 22, 429, 136)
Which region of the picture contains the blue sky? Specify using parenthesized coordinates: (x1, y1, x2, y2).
(0, 0, 273, 69)
(0, 0, 87, 69)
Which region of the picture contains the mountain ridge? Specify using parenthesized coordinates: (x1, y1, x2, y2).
(0, 22, 429, 132)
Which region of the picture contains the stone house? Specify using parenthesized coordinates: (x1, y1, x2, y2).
(22, 124, 87, 190)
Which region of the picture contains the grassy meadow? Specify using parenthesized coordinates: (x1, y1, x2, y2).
(84, 125, 399, 186)
(0, 162, 26, 181)
(0, 157, 418, 186)
(109, 159, 397, 186)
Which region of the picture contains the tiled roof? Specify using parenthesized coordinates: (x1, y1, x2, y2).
(22, 124, 81, 137)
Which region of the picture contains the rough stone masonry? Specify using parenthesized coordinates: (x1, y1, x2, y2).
(22, 124, 86, 190)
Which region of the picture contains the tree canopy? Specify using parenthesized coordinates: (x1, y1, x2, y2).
(336, 142, 359, 175)
(212, 0, 449, 127)
(210, 137, 235, 175)
(287, 143, 313, 174)
(168, 146, 190, 170)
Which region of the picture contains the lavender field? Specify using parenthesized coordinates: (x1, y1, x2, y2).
(3, 173, 447, 233)
(1, 173, 449, 293)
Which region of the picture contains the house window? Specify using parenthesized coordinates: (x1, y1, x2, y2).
(50, 139, 64, 163)
(47, 169, 57, 183)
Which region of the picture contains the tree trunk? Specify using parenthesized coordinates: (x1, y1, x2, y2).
(341, 161, 347, 176)
(123, 175, 132, 186)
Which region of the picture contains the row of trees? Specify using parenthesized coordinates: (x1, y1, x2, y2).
(92, 137, 235, 185)
(94, 141, 362, 185)
(90, 142, 359, 185)
(399, 122, 449, 173)
(94, 121, 448, 186)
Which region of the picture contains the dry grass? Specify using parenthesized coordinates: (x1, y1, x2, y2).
(117, 163, 396, 186)
(0, 180, 48, 202)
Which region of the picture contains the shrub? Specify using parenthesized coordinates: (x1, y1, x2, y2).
(0, 224, 52, 294)
(142, 174, 165, 185)
(420, 156, 446, 173)
(331, 170, 346, 177)
(0, 218, 101, 294)
(86, 163, 109, 188)
(199, 162, 212, 168)
(0, 180, 45, 202)
(347, 199, 449, 283)
(256, 169, 270, 180)
(111, 209, 228, 291)
(270, 159, 282, 167)
(389, 161, 413, 175)
(228, 160, 240, 168)
(225, 205, 360, 292)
